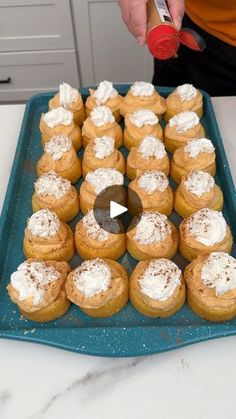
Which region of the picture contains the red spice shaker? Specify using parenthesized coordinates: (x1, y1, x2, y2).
(147, 0, 206, 60)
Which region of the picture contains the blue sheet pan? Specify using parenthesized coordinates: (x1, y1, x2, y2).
(0, 85, 235, 357)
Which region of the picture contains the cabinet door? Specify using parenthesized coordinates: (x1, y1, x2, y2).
(71, 0, 153, 86)
(0, 50, 79, 102)
(0, 0, 75, 51)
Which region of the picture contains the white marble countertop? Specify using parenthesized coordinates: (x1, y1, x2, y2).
(0, 99, 236, 419)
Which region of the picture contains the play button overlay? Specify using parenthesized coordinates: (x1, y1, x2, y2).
(93, 185, 143, 233)
(110, 201, 127, 218)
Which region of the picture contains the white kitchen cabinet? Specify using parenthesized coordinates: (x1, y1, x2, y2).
(0, 50, 79, 101)
(0, 0, 75, 51)
(0, 0, 79, 102)
(71, 0, 153, 86)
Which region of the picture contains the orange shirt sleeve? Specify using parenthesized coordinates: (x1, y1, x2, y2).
(185, 0, 236, 46)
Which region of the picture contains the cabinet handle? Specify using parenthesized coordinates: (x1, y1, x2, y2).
(0, 77, 11, 84)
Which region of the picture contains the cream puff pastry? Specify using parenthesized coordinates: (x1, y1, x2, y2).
(75, 209, 126, 260)
(184, 252, 236, 322)
(127, 211, 178, 261)
(32, 171, 79, 222)
(82, 105, 122, 148)
(65, 258, 128, 318)
(174, 171, 224, 218)
(130, 258, 185, 317)
(165, 84, 203, 121)
(82, 136, 125, 176)
(128, 170, 173, 216)
(120, 81, 166, 118)
(171, 138, 216, 184)
(23, 209, 74, 262)
(40, 107, 82, 151)
(37, 134, 82, 184)
(85, 80, 122, 122)
(49, 82, 85, 126)
(126, 136, 170, 180)
(124, 109, 163, 150)
(7, 259, 70, 322)
(164, 111, 205, 153)
(179, 208, 233, 261)
(79, 168, 125, 214)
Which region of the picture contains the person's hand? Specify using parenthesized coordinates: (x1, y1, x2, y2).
(168, 0, 185, 31)
(118, 0, 185, 46)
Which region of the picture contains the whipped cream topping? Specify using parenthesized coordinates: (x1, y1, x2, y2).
(93, 136, 115, 159)
(45, 134, 72, 160)
(86, 168, 124, 195)
(139, 259, 181, 301)
(138, 136, 166, 160)
(73, 258, 111, 297)
(184, 138, 215, 158)
(135, 211, 171, 245)
(176, 84, 197, 102)
(201, 252, 236, 296)
(129, 109, 158, 128)
(138, 171, 169, 194)
(184, 170, 215, 197)
(10, 261, 60, 304)
(186, 209, 227, 246)
(169, 111, 199, 133)
(90, 106, 115, 126)
(42, 107, 73, 128)
(27, 209, 60, 239)
(59, 82, 80, 108)
(93, 80, 118, 105)
(35, 171, 71, 199)
(83, 209, 120, 241)
(130, 81, 155, 97)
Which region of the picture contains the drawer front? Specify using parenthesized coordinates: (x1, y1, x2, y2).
(0, 0, 75, 51)
(0, 50, 79, 101)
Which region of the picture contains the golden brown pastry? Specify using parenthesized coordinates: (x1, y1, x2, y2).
(171, 138, 216, 184)
(37, 134, 82, 184)
(184, 252, 236, 322)
(65, 258, 128, 318)
(75, 209, 126, 260)
(127, 211, 178, 261)
(124, 109, 163, 150)
(32, 171, 79, 222)
(40, 107, 82, 151)
(85, 81, 122, 122)
(128, 170, 173, 216)
(82, 105, 122, 148)
(165, 84, 203, 121)
(174, 171, 224, 218)
(82, 136, 125, 176)
(7, 259, 71, 322)
(23, 209, 74, 262)
(130, 258, 185, 317)
(48, 82, 85, 126)
(126, 135, 170, 180)
(164, 111, 205, 153)
(179, 208, 233, 261)
(120, 81, 166, 117)
(79, 168, 126, 214)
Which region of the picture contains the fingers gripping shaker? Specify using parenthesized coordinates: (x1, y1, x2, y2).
(147, 0, 206, 60)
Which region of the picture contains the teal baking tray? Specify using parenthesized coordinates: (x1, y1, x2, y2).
(0, 85, 235, 357)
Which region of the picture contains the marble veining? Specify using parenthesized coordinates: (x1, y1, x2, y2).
(32, 357, 145, 418)
(0, 390, 11, 417)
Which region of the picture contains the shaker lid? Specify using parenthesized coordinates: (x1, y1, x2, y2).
(179, 27, 206, 51)
(147, 24, 179, 60)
